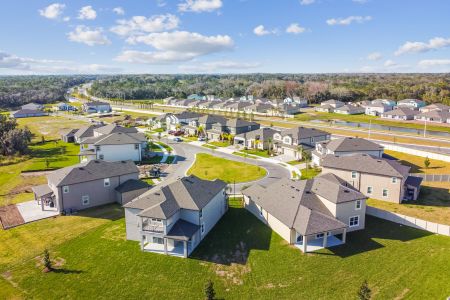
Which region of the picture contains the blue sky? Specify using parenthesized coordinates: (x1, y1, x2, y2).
(0, 0, 450, 74)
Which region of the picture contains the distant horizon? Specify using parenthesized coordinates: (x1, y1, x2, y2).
(1, 0, 449, 75)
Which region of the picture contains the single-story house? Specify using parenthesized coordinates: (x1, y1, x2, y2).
(365, 103, 393, 116)
(333, 104, 365, 115)
(124, 175, 228, 258)
(396, 99, 426, 110)
(419, 103, 450, 113)
(21, 102, 44, 110)
(60, 128, 79, 143)
(321, 154, 422, 203)
(82, 101, 112, 113)
(415, 110, 450, 123)
(243, 174, 367, 252)
(381, 107, 420, 120)
(10, 109, 47, 118)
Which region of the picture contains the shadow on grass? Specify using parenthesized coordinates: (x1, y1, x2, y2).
(51, 268, 84, 274)
(70, 204, 124, 221)
(416, 186, 450, 207)
(325, 215, 432, 258)
(190, 200, 271, 265)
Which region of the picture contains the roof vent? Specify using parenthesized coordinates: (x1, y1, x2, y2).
(344, 190, 350, 193)
(305, 191, 311, 194)
(154, 192, 160, 196)
(79, 167, 85, 170)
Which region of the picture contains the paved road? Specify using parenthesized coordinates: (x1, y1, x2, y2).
(159, 137, 290, 192)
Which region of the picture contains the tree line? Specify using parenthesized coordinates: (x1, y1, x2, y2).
(89, 73, 450, 104)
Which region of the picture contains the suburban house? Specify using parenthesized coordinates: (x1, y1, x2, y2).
(207, 118, 260, 141)
(333, 104, 365, 115)
(124, 175, 228, 258)
(166, 111, 202, 131)
(312, 137, 384, 166)
(82, 101, 112, 113)
(365, 102, 393, 116)
(10, 109, 47, 118)
(321, 154, 423, 203)
(54, 102, 76, 111)
(234, 127, 280, 150)
(243, 103, 273, 114)
(381, 107, 420, 120)
(79, 131, 148, 162)
(273, 103, 302, 116)
(21, 102, 44, 110)
(315, 100, 345, 113)
(415, 110, 450, 123)
(149, 114, 169, 129)
(60, 128, 80, 143)
(419, 103, 450, 113)
(284, 97, 308, 107)
(273, 127, 330, 160)
(185, 114, 227, 136)
(31, 160, 142, 213)
(242, 174, 367, 252)
(396, 99, 426, 110)
(72, 124, 102, 143)
(92, 124, 138, 137)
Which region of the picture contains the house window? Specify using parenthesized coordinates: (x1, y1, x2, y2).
(199, 209, 203, 218)
(367, 186, 373, 194)
(349, 216, 359, 227)
(355, 200, 362, 210)
(151, 218, 162, 223)
(104, 178, 110, 187)
(99, 154, 104, 160)
(63, 185, 69, 193)
(351, 171, 357, 179)
(316, 232, 331, 239)
(95, 145, 100, 151)
(82, 195, 90, 206)
(152, 237, 164, 244)
(259, 206, 263, 217)
(382, 189, 389, 197)
(392, 177, 397, 183)
(201, 223, 205, 234)
(135, 144, 139, 150)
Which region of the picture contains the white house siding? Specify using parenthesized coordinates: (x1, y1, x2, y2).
(125, 208, 142, 241)
(96, 144, 142, 162)
(200, 189, 227, 238)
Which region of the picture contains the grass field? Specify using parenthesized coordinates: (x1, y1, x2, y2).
(232, 152, 260, 159)
(208, 141, 231, 147)
(385, 150, 450, 174)
(240, 148, 271, 158)
(24, 141, 79, 171)
(367, 181, 450, 225)
(300, 168, 321, 179)
(16, 116, 88, 140)
(1, 200, 449, 299)
(187, 153, 266, 183)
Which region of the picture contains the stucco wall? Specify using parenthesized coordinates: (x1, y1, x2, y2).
(96, 144, 142, 162)
(125, 207, 142, 241)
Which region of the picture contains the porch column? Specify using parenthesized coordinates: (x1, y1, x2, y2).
(140, 235, 144, 250)
(183, 241, 188, 258)
(164, 238, 168, 255)
(322, 232, 328, 248)
(302, 235, 308, 253)
(342, 228, 347, 243)
(40, 196, 44, 211)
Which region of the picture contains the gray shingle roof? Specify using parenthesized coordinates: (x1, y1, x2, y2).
(115, 179, 150, 193)
(405, 176, 423, 188)
(280, 126, 329, 140)
(164, 219, 200, 241)
(124, 175, 227, 219)
(325, 137, 383, 152)
(198, 114, 227, 125)
(47, 160, 139, 187)
(236, 127, 280, 140)
(225, 118, 259, 128)
(74, 125, 101, 139)
(242, 174, 361, 235)
(322, 154, 410, 178)
(383, 107, 420, 117)
(94, 124, 138, 135)
(82, 132, 146, 145)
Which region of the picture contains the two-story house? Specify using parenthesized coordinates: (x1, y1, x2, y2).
(166, 111, 202, 131)
(31, 160, 142, 213)
(185, 115, 227, 136)
(124, 175, 228, 258)
(234, 127, 280, 150)
(321, 154, 422, 203)
(273, 127, 330, 160)
(207, 118, 260, 141)
(242, 174, 367, 253)
(312, 137, 384, 166)
(315, 100, 345, 113)
(396, 99, 426, 110)
(82, 101, 112, 113)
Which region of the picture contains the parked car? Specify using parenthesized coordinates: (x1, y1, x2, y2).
(173, 131, 184, 136)
(168, 130, 175, 135)
(173, 137, 183, 142)
(198, 137, 206, 141)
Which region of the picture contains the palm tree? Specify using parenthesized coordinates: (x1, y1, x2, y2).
(267, 138, 273, 155)
(197, 125, 205, 137)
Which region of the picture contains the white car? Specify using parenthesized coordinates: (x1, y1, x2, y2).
(173, 137, 183, 142)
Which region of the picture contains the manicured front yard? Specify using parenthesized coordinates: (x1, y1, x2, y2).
(1, 200, 449, 299)
(385, 150, 450, 174)
(300, 167, 321, 179)
(240, 148, 271, 158)
(367, 181, 450, 225)
(187, 153, 267, 183)
(208, 141, 231, 147)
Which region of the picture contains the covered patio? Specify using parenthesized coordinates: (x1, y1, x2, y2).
(295, 228, 347, 253)
(78, 149, 96, 162)
(31, 184, 58, 212)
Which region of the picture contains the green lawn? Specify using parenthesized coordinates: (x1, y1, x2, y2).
(385, 150, 450, 174)
(208, 141, 231, 147)
(1, 200, 449, 299)
(24, 141, 80, 171)
(187, 153, 266, 183)
(17, 116, 88, 140)
(240, 148, 271, 158)
(232, 152, 260, 159)
(202, 144, 218, 150)
(300, 168, 322, 179)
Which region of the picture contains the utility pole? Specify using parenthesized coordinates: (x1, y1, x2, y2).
(424, 119, 427, 138)
(368, 119, 372, 140)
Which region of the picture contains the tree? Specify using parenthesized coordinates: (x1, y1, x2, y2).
(267, 138, 273, 155)
(45, 159, 50, 169)
(357, 280, 371, 300)
(41, 135, 45, 144)
(424, 157, 431, 169)
(43, 249, 52, 272)
(203, 280, 216, 300)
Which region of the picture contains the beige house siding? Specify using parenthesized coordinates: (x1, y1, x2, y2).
(321, 167, 404, 203)
(335, 200, 366, 232)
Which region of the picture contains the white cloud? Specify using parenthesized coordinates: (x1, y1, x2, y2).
(395, 37, 450, 56)
(179, 60, 261, 72)
(418, 59, 450, 68)
(352, 0, 368, 3)
(67, 26, 111, 46)
(110, 14, 180, 37)
(63, 16, 70, 22)
(300, 0, 315, 5)
(0, 51, 120, 74)
(253, 25, 275, 36)
(384, 59, 397, 67)
(286, 23, 306, 34)
(178, 0, 222, 13)
(157, 0, 167, 7)
(116, 31, 234, 64)
(38, 3, 65, 20)
(78, 5, 97, 20)
(367, 52, 382, 61)
(326, 16, 372, 26)
(113, 7, 125, 15)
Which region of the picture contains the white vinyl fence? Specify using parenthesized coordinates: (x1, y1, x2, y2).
(382, 144, 450, 163)
(412, 173, 450, 182)
(366, 206, 450, 236)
